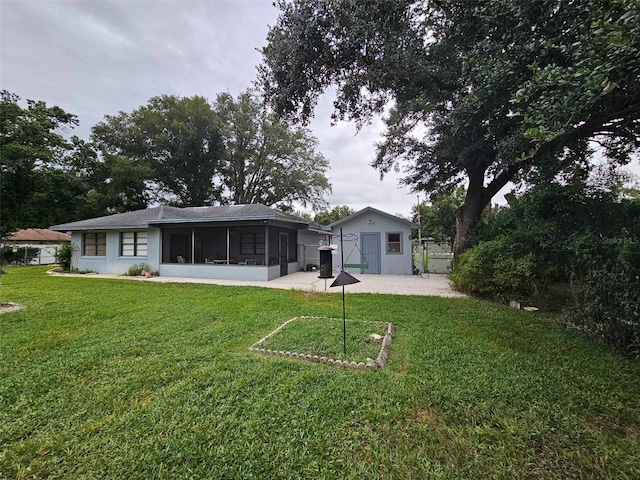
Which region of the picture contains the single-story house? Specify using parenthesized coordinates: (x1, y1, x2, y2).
(49, 204, 418, 280)
(326, 207, 419, 275)
(3, 228, 71, 265)
(50, 204, 311, 281)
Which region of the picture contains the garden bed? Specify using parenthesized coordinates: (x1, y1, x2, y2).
(249, 316, 393, 369)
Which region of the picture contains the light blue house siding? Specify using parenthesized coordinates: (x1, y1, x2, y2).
(327, 208, 418, 275)
(71, 228, 161, 274)
(57, 204, 416, 280)
(70, 225, 298, 281)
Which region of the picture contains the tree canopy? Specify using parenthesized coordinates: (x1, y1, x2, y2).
(0, 91, 82, 236)
(1, 90, 332, 235)
(313, 205, 356, 225)
(413, 187, 465, 243)
(260, 0, 640, 257)
(214, 92, 330, 211)
(92, 94, 224, 207)
(92, 92, 331, 210)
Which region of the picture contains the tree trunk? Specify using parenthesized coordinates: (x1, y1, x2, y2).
(454, 168, 488, 266)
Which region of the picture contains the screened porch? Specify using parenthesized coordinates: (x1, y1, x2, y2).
(159, 224, 298, 277)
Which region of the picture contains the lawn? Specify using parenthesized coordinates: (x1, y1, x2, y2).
(1, 266, 639, 479)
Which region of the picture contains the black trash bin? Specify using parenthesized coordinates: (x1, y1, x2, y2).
(318, 246, 334, 278)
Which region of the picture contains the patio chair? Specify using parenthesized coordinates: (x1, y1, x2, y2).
(177, 255, 185, 264)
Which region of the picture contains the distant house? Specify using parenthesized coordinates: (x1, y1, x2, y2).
(50, 205, 310, 281)
(326, 207, 419, 275)
(3, 228, 71, 265)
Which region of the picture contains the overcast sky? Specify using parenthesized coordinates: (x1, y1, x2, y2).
(1, 0, 419, 217)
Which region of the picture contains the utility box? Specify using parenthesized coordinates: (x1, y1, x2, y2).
(318, 246, 334, 278)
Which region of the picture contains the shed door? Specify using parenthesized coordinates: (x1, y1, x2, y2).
(360, 233, 381, 274)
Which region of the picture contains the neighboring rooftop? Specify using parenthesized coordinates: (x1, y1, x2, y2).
(50, 204, 309, 231)
(7, 228, 72, 242)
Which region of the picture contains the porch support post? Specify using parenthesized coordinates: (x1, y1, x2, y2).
(264, 225, 269, 266)
(226, 227, 230, 264)
(191, 228, 195, 263)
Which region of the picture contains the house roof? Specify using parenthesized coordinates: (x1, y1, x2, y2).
(49, 204, 309, 231)
(7, 228, 72, 242)
(324, 206, 419, 230)
(306, 222, 328, 234)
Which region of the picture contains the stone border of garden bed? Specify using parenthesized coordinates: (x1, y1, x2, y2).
(248, 316, 394, 371)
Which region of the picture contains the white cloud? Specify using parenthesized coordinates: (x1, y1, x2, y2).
(1, 0, 424, 219)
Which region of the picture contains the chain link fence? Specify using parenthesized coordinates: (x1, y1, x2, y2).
(1, 244, 63, 265)
(413, 241, 454, 274)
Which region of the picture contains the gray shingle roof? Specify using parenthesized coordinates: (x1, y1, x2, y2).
(324, 206, 419, 230)
(50, 204, 308, 231)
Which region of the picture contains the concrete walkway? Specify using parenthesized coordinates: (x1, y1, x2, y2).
(49, 269, 464, 297)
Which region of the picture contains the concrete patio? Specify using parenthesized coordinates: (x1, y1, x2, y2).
(146, 270, 465, 297)
(49, 269, 465, 297)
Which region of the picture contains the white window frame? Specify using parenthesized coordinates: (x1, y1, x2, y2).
(386, 232, 403, 254)
(120, 231, 148, 257)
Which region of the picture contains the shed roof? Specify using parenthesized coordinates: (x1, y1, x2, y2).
(324, 206, 419, 230)
(7, 228, 72, 242)
(49, 204, 309, 231)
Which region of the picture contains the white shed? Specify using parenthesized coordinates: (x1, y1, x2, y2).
(326, 207, 418, 275)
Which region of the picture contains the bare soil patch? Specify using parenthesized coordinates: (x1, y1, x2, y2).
(0, 303, 25, 314)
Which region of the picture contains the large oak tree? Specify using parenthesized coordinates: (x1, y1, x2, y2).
(260, 0, 640, 259)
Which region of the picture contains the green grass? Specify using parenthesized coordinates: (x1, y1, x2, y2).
(1, 266, 639, 479)
(256, 317, 387, 362)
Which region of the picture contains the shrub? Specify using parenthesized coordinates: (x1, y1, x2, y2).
(68, 268, 96, 274)
(570, 238, 640, 358)
(450, 238, 538, 302)
(459, 182, 640, 356)
(124, 263, 152, 276)
(2, 246, 40, 265)
(55, 243, 74, 271)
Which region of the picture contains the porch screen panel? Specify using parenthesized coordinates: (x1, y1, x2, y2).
(240, 232, 265, 255)
(255, 233, 265, 254)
